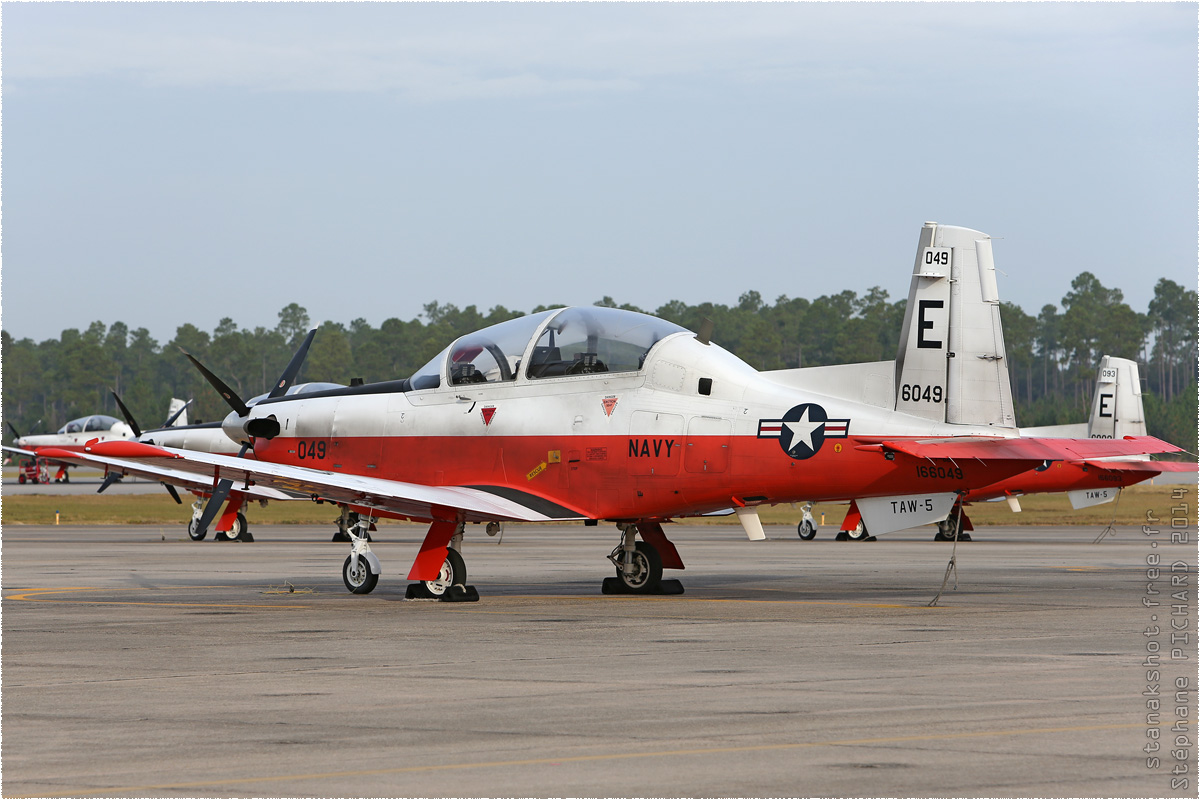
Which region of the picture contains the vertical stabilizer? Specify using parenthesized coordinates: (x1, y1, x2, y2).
(167, 398, 189, 427)
(1088, 356, 1147, 440)
(894, 222, 1016, 428)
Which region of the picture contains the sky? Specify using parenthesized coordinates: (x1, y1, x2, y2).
(1, 2, 1196, 344)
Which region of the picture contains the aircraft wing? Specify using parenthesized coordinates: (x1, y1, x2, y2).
(2, 445, 39, 459)
(861, 435, 1182, 462)
(39, 441, 586, 523)
(34, 445, 298, 501)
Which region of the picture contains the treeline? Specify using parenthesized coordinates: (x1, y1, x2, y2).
(3, 273, 1195, 454)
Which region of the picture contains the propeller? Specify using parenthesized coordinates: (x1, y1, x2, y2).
(183, 328, 318, 540)
(7, 422, 21, 442)
(107, 390, 185, 505)
(110, 390, 143, 438)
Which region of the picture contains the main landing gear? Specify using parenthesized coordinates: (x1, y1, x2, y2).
(933, 515, 971, 542)
(602, 522, 684, 595)
(187, 499, 252, 542)
(835, 520, 874, 542)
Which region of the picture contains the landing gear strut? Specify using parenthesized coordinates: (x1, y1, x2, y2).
(602, 523, 684, 595)
(332, 507, 371, 542)
(341, 512, 381, 594)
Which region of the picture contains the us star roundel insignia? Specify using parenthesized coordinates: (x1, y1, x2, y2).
(757, 403, 850, 460)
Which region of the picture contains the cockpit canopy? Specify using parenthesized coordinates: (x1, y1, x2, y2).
(409, 307, 689, 390)
(58, 414, 123, 434)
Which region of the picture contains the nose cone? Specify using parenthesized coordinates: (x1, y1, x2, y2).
(221, 410, 247, 446)
(15, 437, 26, 448)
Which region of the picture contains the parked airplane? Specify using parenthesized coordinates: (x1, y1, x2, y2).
(4, 413, 139, 482)
(42, 223, 1180, 600)
(110, 384, 349, 542)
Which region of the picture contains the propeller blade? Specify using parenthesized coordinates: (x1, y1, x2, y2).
(162, 482, 183, 505)
(7, 422, 21, 442)
(267, 328, 318, 399)
(97, 472, 121, 494)
(191, 443, 250, 539)
(109, 390, 142, 438)
(180, 349, 251, 417)
(163, 399, 193, 429)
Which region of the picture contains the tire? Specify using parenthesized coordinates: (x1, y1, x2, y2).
(797, 520, 817, 540)
(187, 517, 207, 541)
(614, 541, 663, 593)
(845, 521, 869, 541)
(343, 555, 379, 594)
(62, 473, 69, 484)
(934, 517, 963, 542)
(216, 513, 247, 542)
(424, 549, 466, 597)
(18, 475, 25, 485)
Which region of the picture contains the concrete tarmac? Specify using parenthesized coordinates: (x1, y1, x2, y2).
(3, 522, 1195, 797)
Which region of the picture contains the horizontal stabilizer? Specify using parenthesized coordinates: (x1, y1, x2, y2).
(860, 435, 1181, 462)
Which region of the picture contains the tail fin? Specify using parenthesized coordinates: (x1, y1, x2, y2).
(167, 398, 189, 428)
(894, 222, 1015, 428)
(1088, 356, 1146, 440)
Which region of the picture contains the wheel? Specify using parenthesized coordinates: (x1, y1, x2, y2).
(17, 474, 25, 484)
(797, 519, 817, 540)
(424, 549, 466, 597)
(614, 541, 663, 593)
(61, 473, 69, 483)
(216, 512, 248, 542)
(187, 517, 207, 541)
(343, 555, 379, 594)
(845, 521, 869, 541)
(934, 517, 963, 542)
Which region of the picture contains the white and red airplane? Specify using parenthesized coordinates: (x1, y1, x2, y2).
(4, 413, 140, 483)
(41, 223, 1182, 600)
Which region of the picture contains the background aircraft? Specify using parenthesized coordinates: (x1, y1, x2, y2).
(4, 413, 138, 483)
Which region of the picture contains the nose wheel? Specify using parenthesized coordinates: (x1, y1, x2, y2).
(340, 511, 382, 594)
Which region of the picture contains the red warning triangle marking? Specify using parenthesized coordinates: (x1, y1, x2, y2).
(481, 407, 497, 426)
